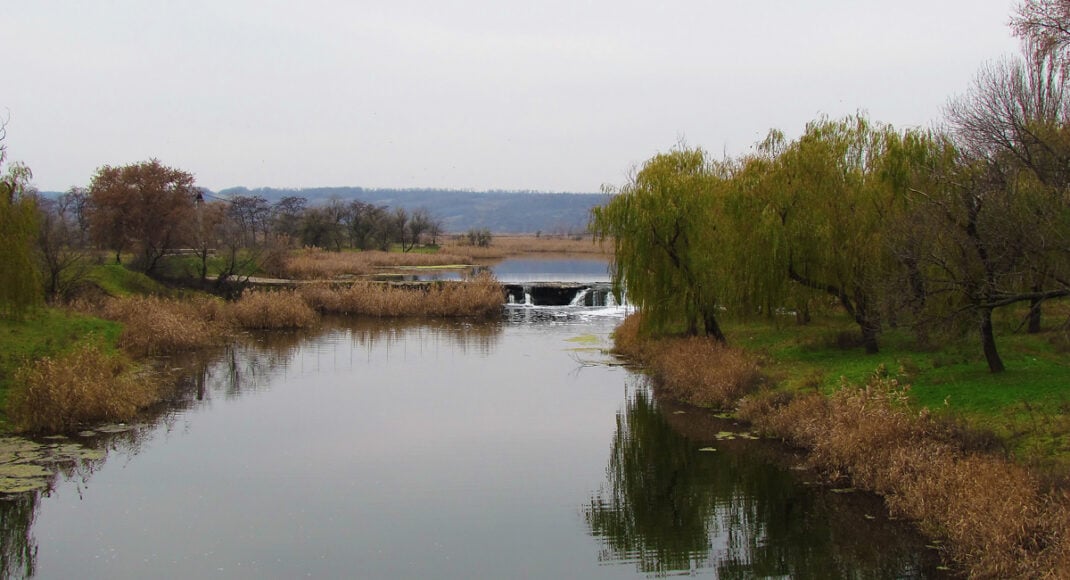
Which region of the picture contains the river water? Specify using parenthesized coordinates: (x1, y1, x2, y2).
(1, 261, 946, 579)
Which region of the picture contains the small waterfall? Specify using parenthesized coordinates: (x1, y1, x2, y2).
(569, 288, 591, 307)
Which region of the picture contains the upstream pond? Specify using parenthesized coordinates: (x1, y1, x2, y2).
(1, 262, 947, 579)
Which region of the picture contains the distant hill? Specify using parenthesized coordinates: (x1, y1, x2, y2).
(215, 186, 611, 234)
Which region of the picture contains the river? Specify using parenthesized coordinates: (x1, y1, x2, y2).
(0, 260, 946, 578)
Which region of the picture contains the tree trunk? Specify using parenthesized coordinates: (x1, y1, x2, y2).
(980, 307, 1005, 373)
(861, 321, 880, 355)
(703, 309, 727, 344)
(1028, 297, 1043, 334)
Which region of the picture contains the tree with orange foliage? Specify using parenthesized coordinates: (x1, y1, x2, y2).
(86, 159, 199, 274)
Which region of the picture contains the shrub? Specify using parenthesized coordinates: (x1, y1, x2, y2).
(7, 343, 159, 433)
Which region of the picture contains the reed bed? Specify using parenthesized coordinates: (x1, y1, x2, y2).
(7, 343, 159, 433)
(441, 234, 611, 260)
(271, 247, 475, 280)
(299, 275, 504, 319)
(98, 295, 230, 356)
(737, 379, 1070, 578)
(228, 289, 318, 329)
(612, 313, 763, 408)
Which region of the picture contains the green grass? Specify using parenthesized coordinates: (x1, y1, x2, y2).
(0, 308, 122, 429)
(87, 264, 170, 296)
(723, 309, 1070, 474)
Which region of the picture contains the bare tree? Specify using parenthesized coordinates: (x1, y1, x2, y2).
(1012, 0, 1070, 58)
(36, 189, 93, 301)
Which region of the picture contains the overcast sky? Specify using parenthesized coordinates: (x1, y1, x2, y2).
(6, 1, 1022, 193)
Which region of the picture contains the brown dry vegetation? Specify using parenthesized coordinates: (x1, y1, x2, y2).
(298, 274, 504, 319)
(441, 234, 610, 260)
(6, 343, 159, 433)
(737, 379, 1070, 578)
(97, 295, 230, 356)
(228, 289, 318, 329)
(612, 313, 763, 408)
(270, 247, 476, 280)
(613, 313, 1070, 577)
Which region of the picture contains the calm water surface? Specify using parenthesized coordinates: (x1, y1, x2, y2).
(2, 296, 944, 578)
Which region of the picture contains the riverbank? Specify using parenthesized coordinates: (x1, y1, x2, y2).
(612, 312, 1070, 578)
(0, 271, 506, 434)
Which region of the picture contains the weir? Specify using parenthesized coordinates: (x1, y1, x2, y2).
(503, 282, 617, 307)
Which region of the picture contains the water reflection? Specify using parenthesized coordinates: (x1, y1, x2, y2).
(585, 380, 941, 578)
(0, 492, 36, 578)
(2, 313, 946, 578)
(1, 318, 503, 579)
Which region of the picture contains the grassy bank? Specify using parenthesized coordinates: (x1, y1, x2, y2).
(0, 309, 125, 430)
(612, 312, 1070, 578)
(2, 260, 508, 433)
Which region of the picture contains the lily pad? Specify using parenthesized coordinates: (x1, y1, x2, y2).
(12, 451, 45, 464)
(566, 334, 600, 345)
(77, 431, 98, 438)
(0, 439, 43, 455)
(714, 431, 737, 440)
(830, 488, 857, 494)
(96, 424, 134, 434)
(698, 447, 717, 452)
(0, 464, 52, 479)
(0, 477, 49, 494)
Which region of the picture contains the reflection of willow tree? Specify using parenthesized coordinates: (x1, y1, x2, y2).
(0, 492, 38, 578)
(585, 383, 935, 578)
(585, 387, 719, 575)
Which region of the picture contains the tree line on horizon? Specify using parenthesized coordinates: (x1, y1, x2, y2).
(0, 149, 466, 310)
(593, 0, 1070, 373)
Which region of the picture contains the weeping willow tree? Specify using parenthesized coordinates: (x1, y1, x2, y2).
(733, 115, 924, 354)
(0, 136, 42, 320)
(591, 147, 735, 341)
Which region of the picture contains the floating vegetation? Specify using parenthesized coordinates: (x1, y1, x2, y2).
(698, 447, 717, 452)
(713, 431, 761, 441)
(0, 436, 106, 496)
(95, 423, 134, 434)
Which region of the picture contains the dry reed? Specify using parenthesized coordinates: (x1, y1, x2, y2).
(7, 343, 159, 433)
(228, 289, 319, 329)
(299, 274, 504, 318)
(737, 377, 1070, 578)
(612, 313, 762, 408)
(271, 247, 476, 280)
(441, 234, 611, 260)
(100, 295, 230, 356)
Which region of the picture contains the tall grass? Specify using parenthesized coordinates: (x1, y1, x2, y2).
(6, 343, 159, 433)
(737, 377, 1070, 578)
(612, 313, 762, 408)
(228, 289, 318, 329)
(299, 275, 504, 318)
(441, 234, 611, 260)
(98, 295, 230, 356)
(271, 247, 475, 280)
